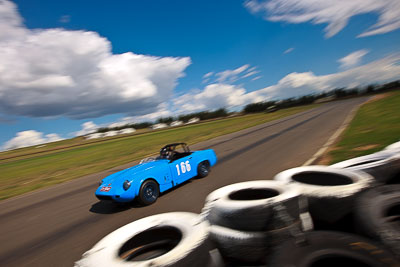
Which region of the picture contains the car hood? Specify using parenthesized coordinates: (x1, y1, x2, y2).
(101, 159, 167, 185)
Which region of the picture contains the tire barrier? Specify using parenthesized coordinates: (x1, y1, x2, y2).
(274, 166, 374, 224)
(201, 180, 300, 231)
(202, 180, 308, 265)
(331, 151, 400, 184)
(268, 231, 399, 267)
(385, 140, 400, 152)
(75, 212, 211, 267)
(355, 185, 400, 256)
(77, 142, 400, 266)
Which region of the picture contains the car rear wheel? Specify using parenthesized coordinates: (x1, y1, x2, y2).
(138, 180, 159, 206)
(197, 161, 210, 178)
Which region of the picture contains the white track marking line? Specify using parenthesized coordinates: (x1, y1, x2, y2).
(302, 99, 368, 166)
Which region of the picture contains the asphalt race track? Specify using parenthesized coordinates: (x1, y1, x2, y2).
(0, 97, 367, 267)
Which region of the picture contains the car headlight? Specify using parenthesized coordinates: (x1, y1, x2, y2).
(123, 180, 131, 191)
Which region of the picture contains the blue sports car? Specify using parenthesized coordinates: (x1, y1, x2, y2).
(95, 143, 217, 205)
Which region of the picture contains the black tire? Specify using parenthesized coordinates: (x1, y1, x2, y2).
(197, 161, 210, 178)
(268, 231, 399, 267)
(210, 221, 302, 264)
(386, 170, 400, 184)
(331, 151, 400, 184)
(138, 180, 159, 206)
(274, 166, 374, 224)
(201, 180, 301, 231)
(355, 185, 400, 256)
(75, 212, 212, 267)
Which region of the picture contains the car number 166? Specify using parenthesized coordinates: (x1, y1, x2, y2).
(175, 160, 191, 176)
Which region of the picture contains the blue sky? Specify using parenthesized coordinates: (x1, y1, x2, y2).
(1, 0, 400, 150)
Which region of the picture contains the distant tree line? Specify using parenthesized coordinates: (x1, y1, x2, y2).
(243, 80, 399, 113)
(243, 95, 321, 113)
(96, 80, 399, 133)
(155, 108, 229, 124)
(96, 108, 229, 133)
(177, 108, 228, 122)
(97, 122, 152, 133)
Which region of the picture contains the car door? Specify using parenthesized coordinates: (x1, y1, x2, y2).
(169, 154, 195, 184)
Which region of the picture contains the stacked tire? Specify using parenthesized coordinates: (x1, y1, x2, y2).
(355, 185, 400, 257)
(201, 180, 308, 265)
(331, 150, 400, 184)
(75, 212, 215, 267)
(274, 166, 374, 229)
(270, 165, 400, 266)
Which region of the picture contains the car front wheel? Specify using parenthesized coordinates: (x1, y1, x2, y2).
(197, 161, 210, 178)
(138, 180, 159, 206)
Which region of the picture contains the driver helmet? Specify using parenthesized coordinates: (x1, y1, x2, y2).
(160, 147, 170, 158)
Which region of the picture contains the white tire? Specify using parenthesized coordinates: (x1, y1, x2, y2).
(384, 140, 400, 152)
(75, 212, 211, 267)
(331, 151, 400, 184)
(201, 180, 300, 231)
(274, 166, 374, 223)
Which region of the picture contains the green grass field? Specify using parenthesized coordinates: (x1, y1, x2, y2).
(0, 104, 318, 200)
(328, 91, 400, 164)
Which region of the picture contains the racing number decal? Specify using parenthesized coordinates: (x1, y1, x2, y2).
(175, 161, 191, 176)
(184, 161, 191, 172)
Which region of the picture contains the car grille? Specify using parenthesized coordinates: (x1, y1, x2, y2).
(97, 195, 113, 201)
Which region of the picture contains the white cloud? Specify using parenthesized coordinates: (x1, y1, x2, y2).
(252, 76, 262, 81)
(0, 0, 190, 119)
(0, 0, 26, 42)
(179, 54, 400, 114)
(120, 103, 173, 123)
(103, 53, 400, 125)
(246, 66, 257, 73)
(134, 108, 172, 122)
(338, 49, 369, 69)
(203, 64, 261, 85)
(215, 64, 250, 83)
(284, 47, 294, 54)
(242, 70, 260, 78)
(2, 130, 63, 150)
(245, 0, 400, 38)
(250, 54, 400, 100)
(202, 72, 214, 84)
(172, 84, 253, 113)
(203, 72, 214, 79)
(75, 121, 98, 136)
(45, 133, 63, 142)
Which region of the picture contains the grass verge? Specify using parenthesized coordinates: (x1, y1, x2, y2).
(328, 91, 400, 164)
(0, 104, 317, 200)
